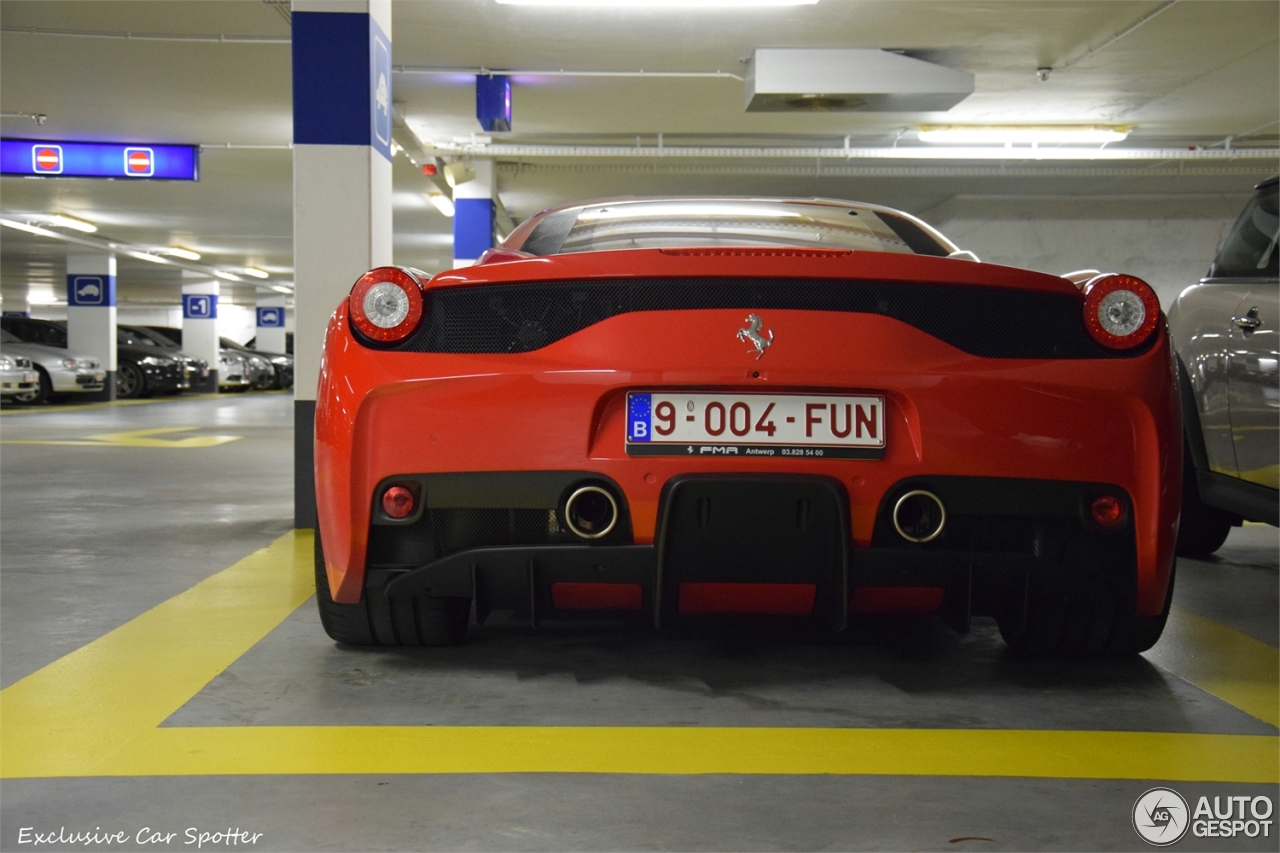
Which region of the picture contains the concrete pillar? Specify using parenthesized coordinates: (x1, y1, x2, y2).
(452, 159, 496, 267)
(292, 0, 393, 527)
(66, 251, 117, 401)
(255, 295, 288, 354)
(181, 275, 220, 392)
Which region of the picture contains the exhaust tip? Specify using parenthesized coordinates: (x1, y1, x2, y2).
(892, 490, 946, 543)
(564, 485, 619, 540)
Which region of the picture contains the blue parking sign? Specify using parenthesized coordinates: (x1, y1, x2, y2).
(370, 18, 392, 161)
(256, 307, 284, 328)
(183, 294, 218, 319)
(67, 275, 115, 307)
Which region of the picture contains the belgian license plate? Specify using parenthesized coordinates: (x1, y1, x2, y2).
(626, 392, 885, 459)
(22, 372, 37, 383)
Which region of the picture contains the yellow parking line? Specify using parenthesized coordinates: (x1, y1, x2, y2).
(0, 390, 287, 416)
(1146, 607, 1280, 728)
(1, 530, 1276, 782)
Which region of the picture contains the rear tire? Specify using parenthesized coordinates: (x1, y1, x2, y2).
(314, 530, 469, 647)
(1176, 455, 1236, 558)
(997, 533, 1173, 657)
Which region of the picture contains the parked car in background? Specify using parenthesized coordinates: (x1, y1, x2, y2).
(1168, 176, 1279, 556)
(0, 350, 39, 400)
(143, 327, 283, 390)
(115, 325, 209, 397)
(0, 329, 105, 403)
(222, 337, 292, 389)
(314, 196, 1182, 657)
(0, 317, 193, 399)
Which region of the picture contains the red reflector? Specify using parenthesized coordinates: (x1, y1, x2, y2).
(849, 586, 945, 614)
(381, 486, 414, 519)
(422, 163, 438, 176)
(678, 583, 816, 615)
(551, 582, 643, 611)
(1090, 495, 1125, 527)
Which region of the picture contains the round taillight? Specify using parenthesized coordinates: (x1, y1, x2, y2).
(382, 486, 415, 519)
(1082, 274, 1160, 350)
(349, 267, 424, 343)
(1090, 495, 1126, 528)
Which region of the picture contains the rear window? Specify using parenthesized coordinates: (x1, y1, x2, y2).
(518, 200, 952, 257)
(1211, 181, 1279, 279)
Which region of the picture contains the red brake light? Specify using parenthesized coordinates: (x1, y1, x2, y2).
(382, 486, 415, 519)
(349, 267, 424, 343)
(1081, 273, 1160, 350)
(1090, 495, 1126, 528)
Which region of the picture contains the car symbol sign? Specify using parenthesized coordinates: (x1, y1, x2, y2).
(33, 145, 63, 174)
(70, 275, 105, 305)
(257, 307, 282, 328)
(124, 147, 154, 177)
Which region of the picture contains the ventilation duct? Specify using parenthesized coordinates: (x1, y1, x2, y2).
(745, 49, 973, 112)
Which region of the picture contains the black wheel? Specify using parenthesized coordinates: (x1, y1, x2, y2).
(13, 365, 51, 404)
(997, 527, 1173, 657)
(116, 361, 146, 399)
(1176, 452, 1236, 558)
(314, 530, 469, 647)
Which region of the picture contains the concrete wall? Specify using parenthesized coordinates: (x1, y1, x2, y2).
(927, 194, 1250, 308)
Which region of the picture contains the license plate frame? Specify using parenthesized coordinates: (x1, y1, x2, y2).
(625, 391, 885, 460)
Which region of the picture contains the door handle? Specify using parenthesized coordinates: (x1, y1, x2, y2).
(1234, 307, 1261, 331)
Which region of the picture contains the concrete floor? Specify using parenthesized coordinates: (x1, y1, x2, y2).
(1, 393, 1276, 852)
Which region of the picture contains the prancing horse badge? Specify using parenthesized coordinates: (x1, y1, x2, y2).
(736, 313, 774, 359)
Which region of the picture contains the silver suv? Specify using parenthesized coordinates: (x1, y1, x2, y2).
(1168, 176, 1278, 555)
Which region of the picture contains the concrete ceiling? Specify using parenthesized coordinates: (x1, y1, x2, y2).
(1, 0, 1277, 310)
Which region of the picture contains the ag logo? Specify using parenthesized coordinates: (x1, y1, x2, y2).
(1133, 787, 1189, 846)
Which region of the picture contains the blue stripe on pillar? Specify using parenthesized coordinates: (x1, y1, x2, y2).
(293, 12, 372, 146)
(454, 198, 495, 260)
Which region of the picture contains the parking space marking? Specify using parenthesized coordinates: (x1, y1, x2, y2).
(0, 390, 287, 416)
(2, 531, 1276, 782)
(1145, 607, 1279, 728)
(0, 426, 242, 448)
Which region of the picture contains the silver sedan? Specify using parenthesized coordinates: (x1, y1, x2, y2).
(0, 329, 105, 403)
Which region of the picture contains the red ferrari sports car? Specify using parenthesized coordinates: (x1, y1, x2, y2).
(314, 198, 1180, 655)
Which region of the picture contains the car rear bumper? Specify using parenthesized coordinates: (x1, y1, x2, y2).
(317, 303, 1180, 616)
(362, 472, 1134, 638)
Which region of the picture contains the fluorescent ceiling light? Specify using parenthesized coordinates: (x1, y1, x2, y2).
(213, 270, 244, 282)
(496, 0, 817, 5)
(428, 194, 456, 217)
(46, 213, 98, 233)
(0, 218, 60, 238)
(268, 285, 294, 294)
(160, 246, 201, 261)
(128, 251, 171, 264)
(918, 126, 1129, 145)
(242, 267, 269, 279)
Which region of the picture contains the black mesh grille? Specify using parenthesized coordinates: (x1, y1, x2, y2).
(385, 277, 1133, 359)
